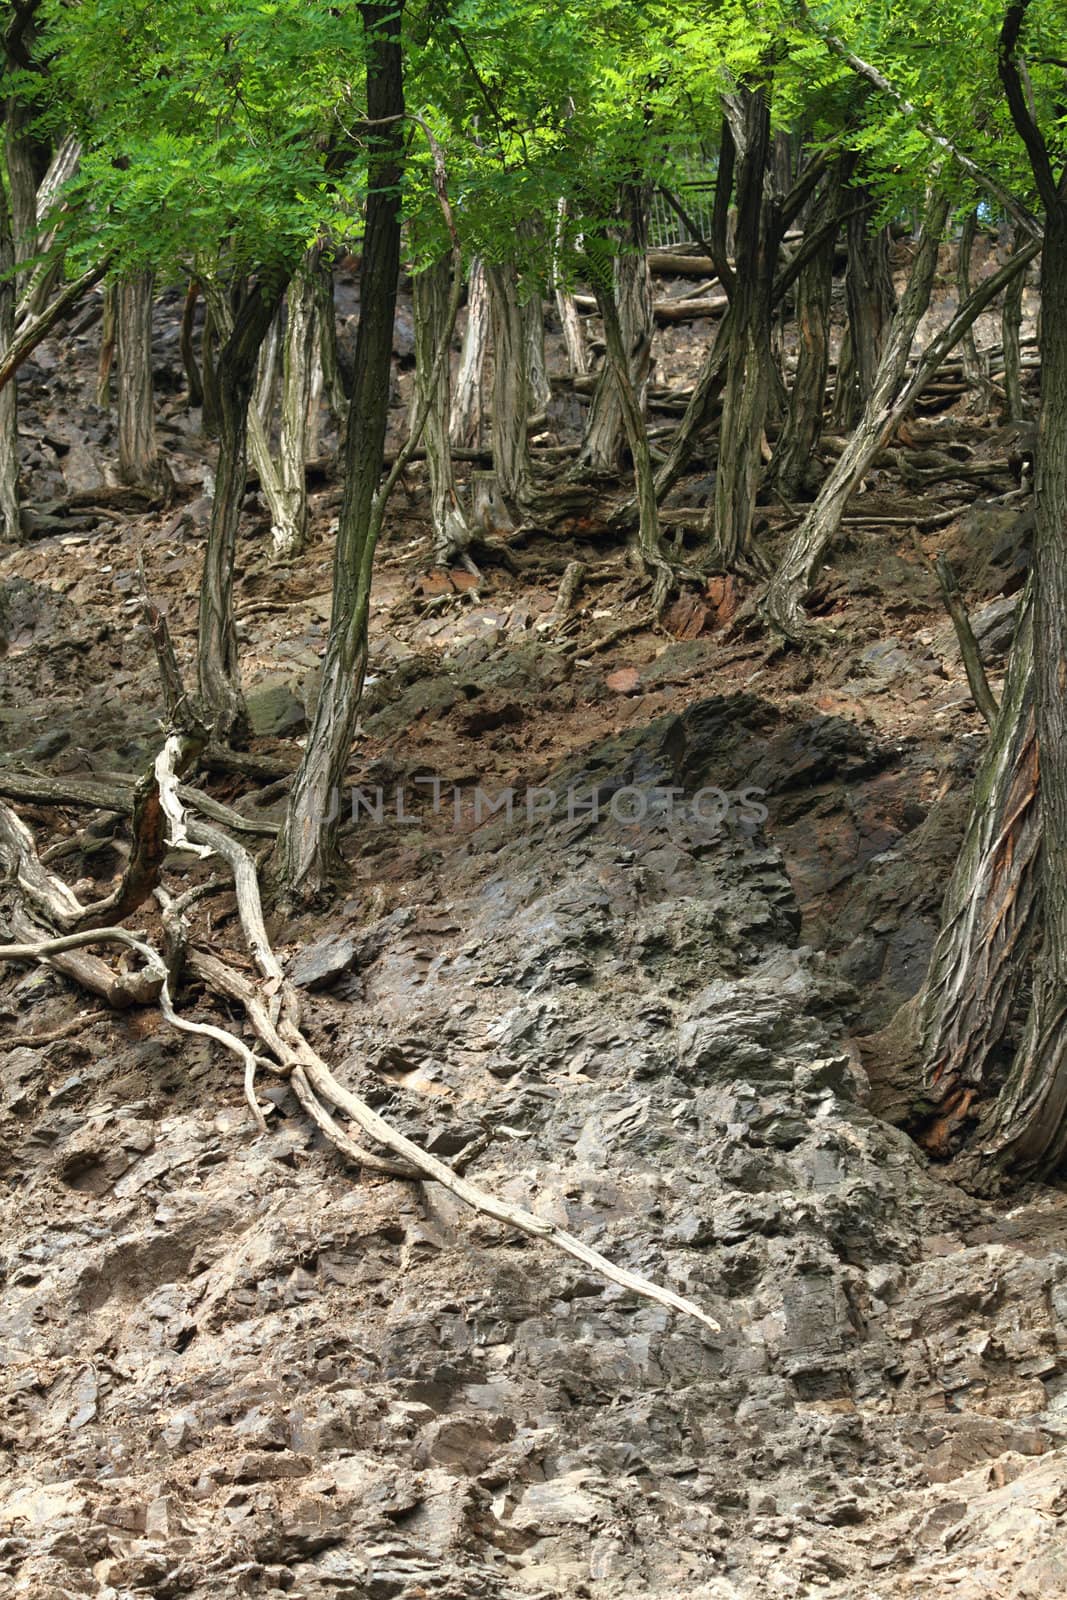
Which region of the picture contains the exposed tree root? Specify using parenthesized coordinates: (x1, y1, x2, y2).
(0, 751, 722, 1336)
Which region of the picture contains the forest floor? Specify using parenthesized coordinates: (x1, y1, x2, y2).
(1, 257, 1065, 1599)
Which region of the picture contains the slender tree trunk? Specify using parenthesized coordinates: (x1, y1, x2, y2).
(485, 257, 532, 512)
(1003, 223, 1028, 422)
(957, 210, 992, 403)
(16, 134, 80, 322)
(706, 86, 775, 567)
(772, 165, 847, 499)
(116, 271, 166, 492)
(5, 98, 39, 298)
(253, 306, 283, 428)
(180, 279, 204, 409)
(201, 303, 220, 438)
(593, 260, 669, 610)
(272, 0, 405, 900)
(313, 252, 349, 432)
(915, 586, 1038, 1156)
(232, 266, 317, 560)
(554, 200, 589, 378)
(833, 192, 897, 427)
(576, 184, 652, 475)
(762, 189, 950, 632)
(96, 282, 115, 406)
(197, 275, 288, 739)
(450, 257, 487, 449)
(0, 170, 19, 542)
(413, 253, 473, 566)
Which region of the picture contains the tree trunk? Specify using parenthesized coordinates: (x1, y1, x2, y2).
(450, 257, 487, 449)
(0, 168, 19, 542)
(1002, 223, 1028, 422)
(116, 271, 166, 492)
(236, 265, 317, 560)
(593, 260, 669, 611)
(96, 282, 115, 406)
(833, 192, 897, 427)
(16, 133, 81, 322)
(554, 199, 589, 378)
(253, 306, 282, 429)
(485, 257, 532, 512)
(180, 279, 204, 409)
(201, 303, 220, 437)
(705, 86, 775, 567)
(313, 252, 349, 432)
(977, 209, 1067, 1179)
(575, 184, 652, 475)
(761, 189, 951, 633)
(914, 585, 1039, 1157)
(197, 276, 288, 740)
(272, 0, 405, 900)
(413, 253, 473, 566)
(771, 167, 845, 499)
(4, 97, 40, 297)
(957, 210, 992, 403)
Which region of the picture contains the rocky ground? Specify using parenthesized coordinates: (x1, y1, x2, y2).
(2, 261, 1066, 1599)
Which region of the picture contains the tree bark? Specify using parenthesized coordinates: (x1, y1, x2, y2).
(705, 86, 775, 567)
(591, 249, 670, 610)
(575, 184, 652, 475)
(197, 275, 288, 739)
(833, 191, 897, 427)
(116, 271, 164, 491)
(413, 253, 473, 566)
(450, 257, 488, 449)
(957, 210, 992, 403)
(1002, 223, 1028, 421)
(976, 203, 1067, 1179)
(915, 585, 1039, 1157)
(485, 257, 532, 513)
(0, 167, 19, 542)
(772, 163, 849, 499)
(554, 199, 589, 378)
(761, 188, 951, 633)
(272, 0, 405, 900)
(312, 251, 349, 432)
(180, 279, 204, 409)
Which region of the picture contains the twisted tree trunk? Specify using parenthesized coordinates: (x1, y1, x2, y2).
(832, 191, 897, 427)
(485, 258, 532, 514)
(450, 257, 488, 449)
(197, 275, 288, 739)
(575, 184, 652, 475)
(413, 253, 473, 567)
(0, 169, 18, 542)
(272, 0, 405, 899)
(1002, 223, 1028, 422)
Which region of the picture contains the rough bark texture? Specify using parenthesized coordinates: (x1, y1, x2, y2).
(593, 262, 668, 611)
(116, 271, 162, 491)
(761, 190, 951, 633)
(576, 185, 652, 475)
(180, 279, 204, 409)
(707, 88, 775, 567)
(413, 253, 473, 566)
(197, 277, 287, 739)
(833, 193, 897, 427)
(957, 211, 992, 403)
(554, 200, 589, 378)
(450, 257, 487, 449)
(1003, 224, 1028, 422)
(772, 167, 846, 500)
(313, 251, 349, 431)
(0, 156, 19, 542)
(272, 0, 405, 899)
(916, 587, 1038, 1156)
(485, 258, 532, 511)
(980, 207, 1067, 1178)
